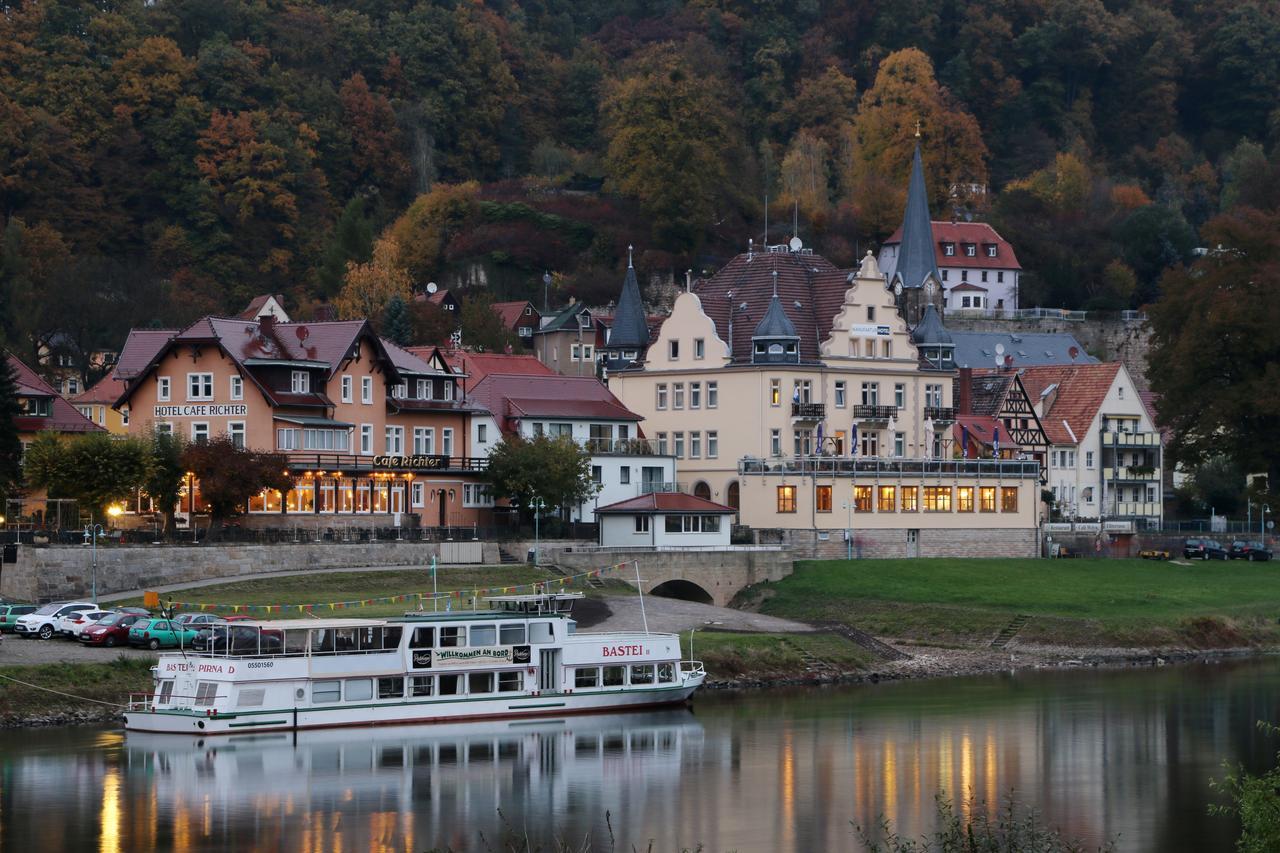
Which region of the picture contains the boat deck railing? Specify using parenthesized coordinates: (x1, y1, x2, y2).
(680, 660, 705, 676)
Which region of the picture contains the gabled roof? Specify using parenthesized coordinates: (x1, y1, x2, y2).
(890, 144, 941, 290)
(885, 221, 1023, 271)
(71, 372, 128, 406)
(490, 301, 539, 332)
(692, 249, 851, 363)
(437, 351, 554, 385)
(950, 331, 1096, 369)
(239, 293, 288, 320)
(1018, 363, 1123, 445)
(6, 351, 105, 434)
(952, 415, 1002, 449)
(595, 492, 736, 514)
(957, 370, 1014, 417)
(381, 339, 440, 377)
(468, 374, 642, 433)
(114, 329, 178, 379)
(606, 263, 650, 350)
(537, 302, 595, 334)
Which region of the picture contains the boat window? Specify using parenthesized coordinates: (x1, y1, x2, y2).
(469, 625, 497, 647)
(157, 680, 175, 704)
(345, 679, 373, 702)
(498, 672, 522, 692)
(333, 628, 357, 652)
(440, 627, 466, 648)
(468, 672, 494, 694)
(410, 676, 434, 697)
(284, 630, 307, 655)
(529, 622, 554, 643)
(567, 620, 577, 635)
(410, 627, 435, 649)
(237, 688, 265, 708)
(378, 677, 405, 699)
(194, 682, 218, 707)
(499, 624, 525, 645)
(630, 665, 655, 685)
(380, 627, 403, 649)
(438, 674, 463, 696)
(602, 666, 625, 687)
(313, 680, 341, 703)
(311, 629, 336, 654)
(575, 667, 600, 688)
(657, 663, 675, 683)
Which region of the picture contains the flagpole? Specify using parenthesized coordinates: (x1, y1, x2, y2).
(431, 554, 438, 612)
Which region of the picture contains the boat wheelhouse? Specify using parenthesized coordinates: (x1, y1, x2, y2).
(124, 594, 706, 735)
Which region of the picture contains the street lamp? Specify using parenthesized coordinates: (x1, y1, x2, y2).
(542, 271, 552, 314)
(530, 494, 546, 566)
(83, 523, 106, 604)
(1263, 504, 1271, 541)
(107, 505, 122, 525)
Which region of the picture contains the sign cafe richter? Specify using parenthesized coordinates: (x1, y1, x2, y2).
(153, 404, 249, 417)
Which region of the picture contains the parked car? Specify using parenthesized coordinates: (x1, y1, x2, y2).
(14, 602, 98, 639)
(127, 618, 200, 650)
(1229, 540, 1274, 561)
(174, 613, 223, 628)
(59, 609, 111, 638)
(196, 624, 283, 655)
(1183, 538, 1229, 560)
(188, 615, 254, 651)
(0, 604, 37, 632)
(80, 609, 151, 648)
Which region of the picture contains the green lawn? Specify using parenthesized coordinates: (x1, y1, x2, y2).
(690, 630, 874, 680)
(748, 558, 1280, 648)
(0, 656, 156, 719)
(114, 567, 570, 619)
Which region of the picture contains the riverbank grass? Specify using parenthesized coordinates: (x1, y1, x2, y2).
(692, 630, 875, 681)
(0, 656, 155, 720)
(749, 558, 1280, 647)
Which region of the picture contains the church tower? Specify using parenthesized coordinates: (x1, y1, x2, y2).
(889, 140, 945, 327)
(601, 245, 650, 374)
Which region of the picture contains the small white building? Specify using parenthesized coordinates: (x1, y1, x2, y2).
(595, 493, 735, 548)
(467, 373, 676, 523)
(880, 221, 1023, 313)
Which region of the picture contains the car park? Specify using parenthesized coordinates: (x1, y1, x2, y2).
(14, 602, 97, 639)
(59, 609, 112, 638)
(1228, 540, 1273, 561)
(0, 604, 37, 632)
(80, 609, 151, 648)
(127, 618, 200, 650)
(1182, 538, 1229, 560)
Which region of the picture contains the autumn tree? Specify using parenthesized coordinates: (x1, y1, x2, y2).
(181, 436, 292, 532)
(386, 182, 481, 284)
(459, 292, 521, 353)
(338, 72, 409, 194)
(143, 429, 187, 533)
(21, 432, 149, 522)
(601, 41, 747, 251)
(483, 434, 596, 522)
(779, 130, 833, 229)
(842, 48, 989, 234)
(334, 236, 414, 322)
(1149, 207, 1280, 493)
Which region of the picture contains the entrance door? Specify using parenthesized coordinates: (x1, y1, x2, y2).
(391, 485, 404, 515)
(906, 529, 919, 558)
(437, 490, 447, 526)
(538, 649, 560, 692)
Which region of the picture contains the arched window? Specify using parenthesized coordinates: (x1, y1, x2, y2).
(693, 481, 711, 501)
(726, 481, 740, 510)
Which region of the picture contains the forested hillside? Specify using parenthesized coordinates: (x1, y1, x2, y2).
(2, 0, 1279, 375)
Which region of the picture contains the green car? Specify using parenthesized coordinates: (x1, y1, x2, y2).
(0, 604, 37, 632)
(127, 618, 200, 650)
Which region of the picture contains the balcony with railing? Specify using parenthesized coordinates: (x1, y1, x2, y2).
(791, 402, 826, 420)
(923, 405, 955, 423)
(584, 437, 668, 456)
(1102, 430, 1160, 449)
(1105, 465, 1161, 482)
(284, 453, 488, 473)
(738, 455, 1041, 479)
(1110, 501, 1162, 518)
(852, 404, 897, 422)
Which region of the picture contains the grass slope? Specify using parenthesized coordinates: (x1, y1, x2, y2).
(692, 631, 874, 680)
(0, 656, 155, 719)
(751, 558, 1280, 648)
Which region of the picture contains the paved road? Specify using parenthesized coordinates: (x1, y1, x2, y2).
(583, 594, 814, 635)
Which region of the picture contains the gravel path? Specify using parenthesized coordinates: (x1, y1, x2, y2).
(587, 594, 815, 634)
(0, 634, 156, 665)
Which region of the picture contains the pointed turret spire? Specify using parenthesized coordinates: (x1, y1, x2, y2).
(601, 250, 650, 376)
(892, 143, 941, 292)
(752, 268, 800, 364)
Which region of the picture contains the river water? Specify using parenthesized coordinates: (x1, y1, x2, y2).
(2, 658, 1278, 852)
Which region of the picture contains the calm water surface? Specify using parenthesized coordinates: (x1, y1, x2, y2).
(3, 658, 1280, 852)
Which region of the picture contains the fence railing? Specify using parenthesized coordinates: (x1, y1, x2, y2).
(791, 402, 826, 419)
(583, 438, 665, 456)
(851, 404, 898, 421)
(944, 307, 1147, 323)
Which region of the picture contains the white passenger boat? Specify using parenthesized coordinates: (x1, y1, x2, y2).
(124, 593, 707, 735)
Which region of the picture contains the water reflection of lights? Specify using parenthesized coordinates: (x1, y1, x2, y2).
(99, 767, 121, 853)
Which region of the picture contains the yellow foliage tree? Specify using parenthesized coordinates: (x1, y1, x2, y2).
(333, 236, 414, 321)
(842, 48, 989, 233)
(1004, 152, 1092, 214)
(779, 130, 832, 226)
(386, 182, 480, 284)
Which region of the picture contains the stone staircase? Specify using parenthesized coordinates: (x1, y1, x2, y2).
(990, 614, 1032, 649)
(780, 637, 840, 676)
(541, 561, 606, 589)
(497, 547, 522, 565)
(812, 621, 911, 662)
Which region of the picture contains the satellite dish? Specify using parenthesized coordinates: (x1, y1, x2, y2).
(426, 282, 438, 294)
(295, 325, 309, 341)
(1069, 346, 1079, 361)
(994, 353, 1004, 368)
(788, 236, 803, 252)
(995, 343, 1005, 356)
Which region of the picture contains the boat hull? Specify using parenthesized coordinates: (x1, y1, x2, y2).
(125, 678, 704, 736)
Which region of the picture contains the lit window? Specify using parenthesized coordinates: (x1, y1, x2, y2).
(979, 486, 997, 512)
(878, 486, 896, 512)
(777, 485, 797, 513)
(770, 379, 781, 406)
(923, 486, 951, 512)
(854, 485, 873, 511)
(956, 487, 974, 512)
(1001, 487, 1018, 512)
(816, 485, 832, 512)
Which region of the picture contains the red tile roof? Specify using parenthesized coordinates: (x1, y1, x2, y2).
(238, 293, 286, 320)
(884, 221, 1022, 271)
(114, 329, 179, 379)
(6, 352, 105, 434)
(490, 301, 539, 332)
(693, 250, 852, 363)
(468, 374, 641, 434)
(434, 351, 554, 385)
(1018, 363, 1122, 445)
(595, 492, 736, 514)
(952, 415, 1001, 449)
(71, 373, 128, 405)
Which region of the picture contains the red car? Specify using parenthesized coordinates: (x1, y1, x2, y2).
(79, 609, 151, 648)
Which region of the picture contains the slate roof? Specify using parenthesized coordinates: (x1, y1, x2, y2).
(911, 304, 952, 345)
(885, 221, 1022, 271)
(1017, 363, 1122, 445)
(606, 264, 650, 350)
(537, 302, 594, 333)
(381, 339, 440, 376)
(6, 351, 105, 434)
(468, 374, 641, 435)
(595, 492, 736, 514)
(955, 370, 1015, 417)
(950, 331, 1096, 369)
(692, 250, 851, 363)
(890, 144, 942, 290)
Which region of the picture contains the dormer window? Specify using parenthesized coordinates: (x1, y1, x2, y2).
(442, 383, 454, 401)
(417, 379, 433, 400)
(986, 244, 998, 258)
(769, 343, 783, 355)
(964, 244, 977, 257)
(524, 306, 532, 315)
(578, 313, 592, 328)
(291, 371, 310, 394)
(942, 243, 955, 257)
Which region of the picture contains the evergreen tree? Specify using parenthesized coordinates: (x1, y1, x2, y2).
(381, 294, 413, 346)
(0, 357, 24, 505)
(317, 197, 375, 297)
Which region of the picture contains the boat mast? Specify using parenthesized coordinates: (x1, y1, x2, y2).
(633, 560, 649, 635)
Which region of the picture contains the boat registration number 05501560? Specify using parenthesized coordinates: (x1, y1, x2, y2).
(246, 661, 274, 669)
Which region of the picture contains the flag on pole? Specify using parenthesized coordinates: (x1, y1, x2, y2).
(961, 425, 970, 458)
(993, 426, 1000, 455)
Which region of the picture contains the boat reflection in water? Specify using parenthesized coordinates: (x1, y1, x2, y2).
(123, 709, 704, 852)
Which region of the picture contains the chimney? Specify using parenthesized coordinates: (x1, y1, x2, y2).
(260, 314, 275, 333)
(958, 366, 972, 415)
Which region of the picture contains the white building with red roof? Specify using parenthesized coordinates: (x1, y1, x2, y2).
(880, 220, 1023, 313)
(594, 492, 734, 547)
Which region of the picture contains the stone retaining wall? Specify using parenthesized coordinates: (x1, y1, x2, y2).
(763, 527, 1040, 560)
(546, 546, 793, 607)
